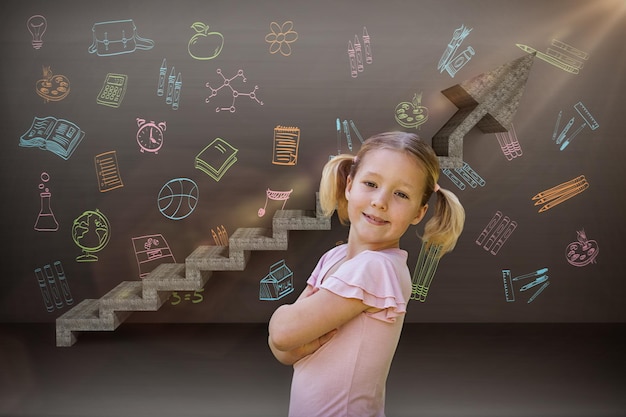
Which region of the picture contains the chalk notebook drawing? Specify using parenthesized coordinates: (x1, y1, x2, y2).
(194, 137, 238, 181)
(19, 116, 85, 160)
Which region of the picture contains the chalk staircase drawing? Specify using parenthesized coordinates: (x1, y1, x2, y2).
(56, 194, 331, 347)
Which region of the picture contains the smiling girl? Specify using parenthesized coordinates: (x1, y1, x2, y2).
(268, 131, 465, 417)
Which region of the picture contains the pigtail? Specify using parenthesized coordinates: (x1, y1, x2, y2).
(421, 186, 465, 257)
(319, 154, 354, 225)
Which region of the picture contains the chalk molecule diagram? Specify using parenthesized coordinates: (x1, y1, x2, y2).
(205, 68, 263, 113)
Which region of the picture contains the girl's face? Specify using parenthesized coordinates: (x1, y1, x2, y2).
(345, 148, 428, 253)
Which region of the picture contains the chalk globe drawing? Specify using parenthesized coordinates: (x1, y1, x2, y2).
(71, 209, 110, 262)
(158, 177, 199, 220)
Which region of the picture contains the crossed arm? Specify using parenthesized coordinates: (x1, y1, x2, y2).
(268, 284, 369, 365)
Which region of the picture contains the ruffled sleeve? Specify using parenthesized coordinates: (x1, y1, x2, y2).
(320, 250, 410, 323)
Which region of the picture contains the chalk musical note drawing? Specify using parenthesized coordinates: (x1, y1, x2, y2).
(258, 188, 293, 217)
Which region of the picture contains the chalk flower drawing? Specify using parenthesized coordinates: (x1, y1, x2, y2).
(265, 21, 298, 56)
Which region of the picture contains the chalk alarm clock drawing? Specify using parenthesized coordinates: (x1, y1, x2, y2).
(136, 118, 166, 153)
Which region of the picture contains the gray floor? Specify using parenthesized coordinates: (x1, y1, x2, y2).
(1, 323, 625, 417)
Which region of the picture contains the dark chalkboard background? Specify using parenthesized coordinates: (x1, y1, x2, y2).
(1, 0, 625, 323)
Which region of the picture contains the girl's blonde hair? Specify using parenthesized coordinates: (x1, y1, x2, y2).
(319, 131, 465, 257)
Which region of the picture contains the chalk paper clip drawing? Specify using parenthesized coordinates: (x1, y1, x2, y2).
(132, 234, 176, 279)
(476, 211, 517, 255)
(265, 21, 298, 56)
(260, 259, 294, 301)
(502, 267, 550, 304)
(88, 19, 154, 56)
(347, 27, 372, 78)
(211, 225, 229, 246)
(517, 38, 588, 75)
(157, 178, 199, 221)
(566, 229, 599, 267)
(35, 261, 73, 311)
(27, 15, 47, 49)
(71, 209, 110, 263)
(195, 137, 238, 181)
(411, 241, 443, 302)
(554, 102, 599, 151)
(34, 172, 59, 232)
(395, 92, 429, 130)
(495, 124, 522, 160)
(442, 162, 485, 191)
(205, 69, 263, 113)
(438, 24, 473, 77)
(136, 118, 166, 154)
(258, 188, 293, 217)
(97, 73, 128, 108)
(532, 175, 589, 213)
(36, 66, 70, 102)
(19, 116, 85, 160)
(188, 22, 224, 60)
(272, 125, 300, 166)
(95, 151, 124, 193)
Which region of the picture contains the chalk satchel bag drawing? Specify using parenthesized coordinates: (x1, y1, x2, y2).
(88, 19, 154, 56)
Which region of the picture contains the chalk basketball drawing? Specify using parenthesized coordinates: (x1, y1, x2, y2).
(157, 178, 199, 220)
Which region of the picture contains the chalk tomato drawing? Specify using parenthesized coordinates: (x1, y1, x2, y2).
(395, 92, 429, 129)
(565, 229, 599, 267)
(188, 22, 224, 60)
(36, 66, 70, 102)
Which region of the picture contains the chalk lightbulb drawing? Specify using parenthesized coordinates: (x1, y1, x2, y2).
(27, 15, 47, 50)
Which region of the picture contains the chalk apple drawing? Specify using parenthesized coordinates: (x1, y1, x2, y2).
(36, 66, 70, 102)
(565, 229, 599, 267)
(395, 92, 429, 129)
(188, 22, 224, 60)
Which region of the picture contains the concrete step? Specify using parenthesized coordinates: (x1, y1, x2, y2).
(56, 299, 131, 346)
(55, 194, 332, 347)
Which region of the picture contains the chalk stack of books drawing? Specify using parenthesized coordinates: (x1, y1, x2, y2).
(194, 137, 238, 181)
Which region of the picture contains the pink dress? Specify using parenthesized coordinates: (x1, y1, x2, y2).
(288, 244, 412, 417)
